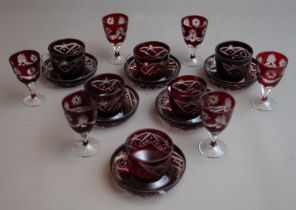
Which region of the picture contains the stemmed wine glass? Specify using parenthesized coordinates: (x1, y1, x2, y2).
(62, 90, 99, 157)
(102, 13, 128, 65)
(199, 91, 235, 158)
(181, 15, 208, 67)
(251, 51, 288, 111)
(9, 50, 45, 107)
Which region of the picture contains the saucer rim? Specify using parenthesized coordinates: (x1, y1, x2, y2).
(124, 54, 181, 88)
(155, 89, 203, 129)
(42, 53, 98, 86)
(204, 54, 257, 88)
(96, 85, 139, 126)
(110, 143, 186, 194)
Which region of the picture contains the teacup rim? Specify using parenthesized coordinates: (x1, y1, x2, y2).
(133, 41, 170, 61)
(125, 128, 174, 163)
(168, 75, 207, 98)
(48, 38, 85, 57)
(215, 40, 253, 62)
(84, 73, 125, 97)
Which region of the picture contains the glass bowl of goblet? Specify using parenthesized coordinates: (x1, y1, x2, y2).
(181, 15, 208, 67)
(9, 50, 45, 107)
(199, 91, 235, 158)
(102, 13, 128, 65)
(251, 51, 288, 111)
(62, 90, 99, 157)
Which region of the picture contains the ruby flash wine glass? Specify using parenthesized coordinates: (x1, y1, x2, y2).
(102, 13, 128, 65)
(181, 15, 208, 67)
(199, 91, 235, 158)
(62, 90, 99, 157)
(9, 50, 45, 107)
(252, 51, 288, 111)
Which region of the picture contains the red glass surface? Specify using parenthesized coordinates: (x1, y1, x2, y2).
(168, 75, 207, 120)
(181, 15, 208, 47)
(9, 50, 40, 84)
(133, 41, 170, 81)
(201, 91, 235, 135)
(62, 90, 97, 134)
(84, 73, 125, 117)
(48, 38, 85, 79)
(256, 51, 288, 87)
(215, 41, 253, 82)
(102, 13, 128, 45)
(126, 128, 174, 183)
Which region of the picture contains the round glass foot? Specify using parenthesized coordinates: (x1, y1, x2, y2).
(199, 138, 227, 158)
(251, 96, 276, 111)
(181, 56, 203, 67)
(107, 55, 125, 65)
(23, 94, 45, 107)
(72, 137, 100, 157)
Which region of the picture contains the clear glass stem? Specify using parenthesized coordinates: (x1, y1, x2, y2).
(27, 82, 37, 99)
(81, 132, 89, 147)
(113, 45, 121, 58)
(188, 46, 198, 60)
(210, 133, 218, 147)
(260, 85, 272, 102)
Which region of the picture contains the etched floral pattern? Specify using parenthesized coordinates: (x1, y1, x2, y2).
(215, 115, 227, 127)
(106, 16, 114, 25)
(103, 13, 128, 46)
(184, 29, 203, 43)
(265, 54, 277, 68)
(17, 54, 31, 66)
(118, 16, 126, 24)
(265, 70, 277, 79)
(192, 18, 201, 27)
(183, 18, 190, 26)
(256, 51, 288, 88)
(279, 59, 287, 67)
(71, 95, 82, 106)
(208, 95, 219, 105)
(64, 102, 70, 110)
(182, 15, 207, 49)
(77, 115, 88, 128)
(201, 91, 235, 136)
(30, 54, 38, 62)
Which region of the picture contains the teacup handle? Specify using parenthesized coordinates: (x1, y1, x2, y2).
(115, 153, 130, 173)
(40, 54, 52, 72)
(208, 58, 216, 71)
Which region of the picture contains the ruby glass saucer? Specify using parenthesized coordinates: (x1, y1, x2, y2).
(124, 54, 180, 89)
(110, 144, 186, 195)
(96, 85, 139, 127)
(204, 55, 257, 90)
(42, 53, 98, 87)
(156, 89, 203, 129)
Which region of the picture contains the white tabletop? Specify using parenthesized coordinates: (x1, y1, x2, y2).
(1, 0, 296, 209)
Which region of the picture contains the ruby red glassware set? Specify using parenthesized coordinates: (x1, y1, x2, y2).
(8, 12, 289, 195)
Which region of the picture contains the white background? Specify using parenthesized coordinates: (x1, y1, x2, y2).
(1, 0, 296, 209)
